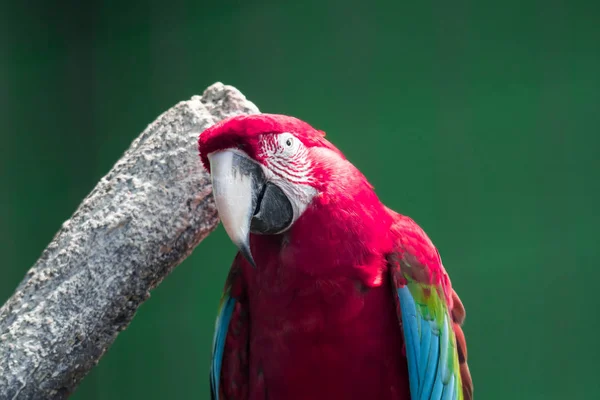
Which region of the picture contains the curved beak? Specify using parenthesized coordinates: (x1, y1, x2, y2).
(208, 150, 293, 267)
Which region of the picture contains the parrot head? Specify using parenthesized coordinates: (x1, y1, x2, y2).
(198, 113, 348, 267)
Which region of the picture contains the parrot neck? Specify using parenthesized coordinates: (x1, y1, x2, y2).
(280, 161, 395, 287)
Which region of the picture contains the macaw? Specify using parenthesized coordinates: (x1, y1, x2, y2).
(198, 114, 473, 400)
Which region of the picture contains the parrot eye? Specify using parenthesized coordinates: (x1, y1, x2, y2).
(278, 133, 300, 156)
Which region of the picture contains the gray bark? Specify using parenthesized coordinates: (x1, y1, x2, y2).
(0, 83, 259, 399)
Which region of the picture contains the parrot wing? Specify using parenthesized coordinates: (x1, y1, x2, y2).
(387, 211, 473, 400)
(210, 253, 250, 400)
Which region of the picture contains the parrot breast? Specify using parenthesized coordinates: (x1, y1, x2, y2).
(243, 233, 411, 400)
(235, 175, 412, 399)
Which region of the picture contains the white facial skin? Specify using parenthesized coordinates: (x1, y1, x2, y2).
(257, 132, 318, 227)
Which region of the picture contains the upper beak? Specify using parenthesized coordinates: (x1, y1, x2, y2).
(208, 149, 293, 267)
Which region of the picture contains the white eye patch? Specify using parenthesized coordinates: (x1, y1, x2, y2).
(278, 132, 301, 156)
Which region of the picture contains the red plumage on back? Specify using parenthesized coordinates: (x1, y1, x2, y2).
(201, 114, 472, 400)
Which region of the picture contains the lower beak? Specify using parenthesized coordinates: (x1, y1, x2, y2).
(208, 150, 293, 267)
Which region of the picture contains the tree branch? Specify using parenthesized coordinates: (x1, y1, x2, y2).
(0, 83, 259, 399)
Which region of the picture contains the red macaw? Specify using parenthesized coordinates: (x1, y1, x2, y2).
(198, 114, 473, 400)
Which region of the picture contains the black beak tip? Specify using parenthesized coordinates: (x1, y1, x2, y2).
(239, 242, 256, 268)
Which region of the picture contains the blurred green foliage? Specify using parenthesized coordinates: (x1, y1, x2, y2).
(1, 0, 599, 399)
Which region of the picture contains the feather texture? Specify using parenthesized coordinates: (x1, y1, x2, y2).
(201, 113, 472, 399)
(210, 295, 235, 400)
(387, 212, 473, 400)
(210, 254, 250, 400)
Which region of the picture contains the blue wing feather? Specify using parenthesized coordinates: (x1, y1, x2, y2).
(419, 318, 439, 400)
(388, 213, 471, 399)
(443, 374, 456, 400)
(418, 318, 432, 385)
(396, 286, 462, 400)
(397, 286, 420, 396)
(210, 295, 236, 400)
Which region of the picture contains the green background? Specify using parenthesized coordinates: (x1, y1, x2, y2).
(1, 0, 599, 399)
